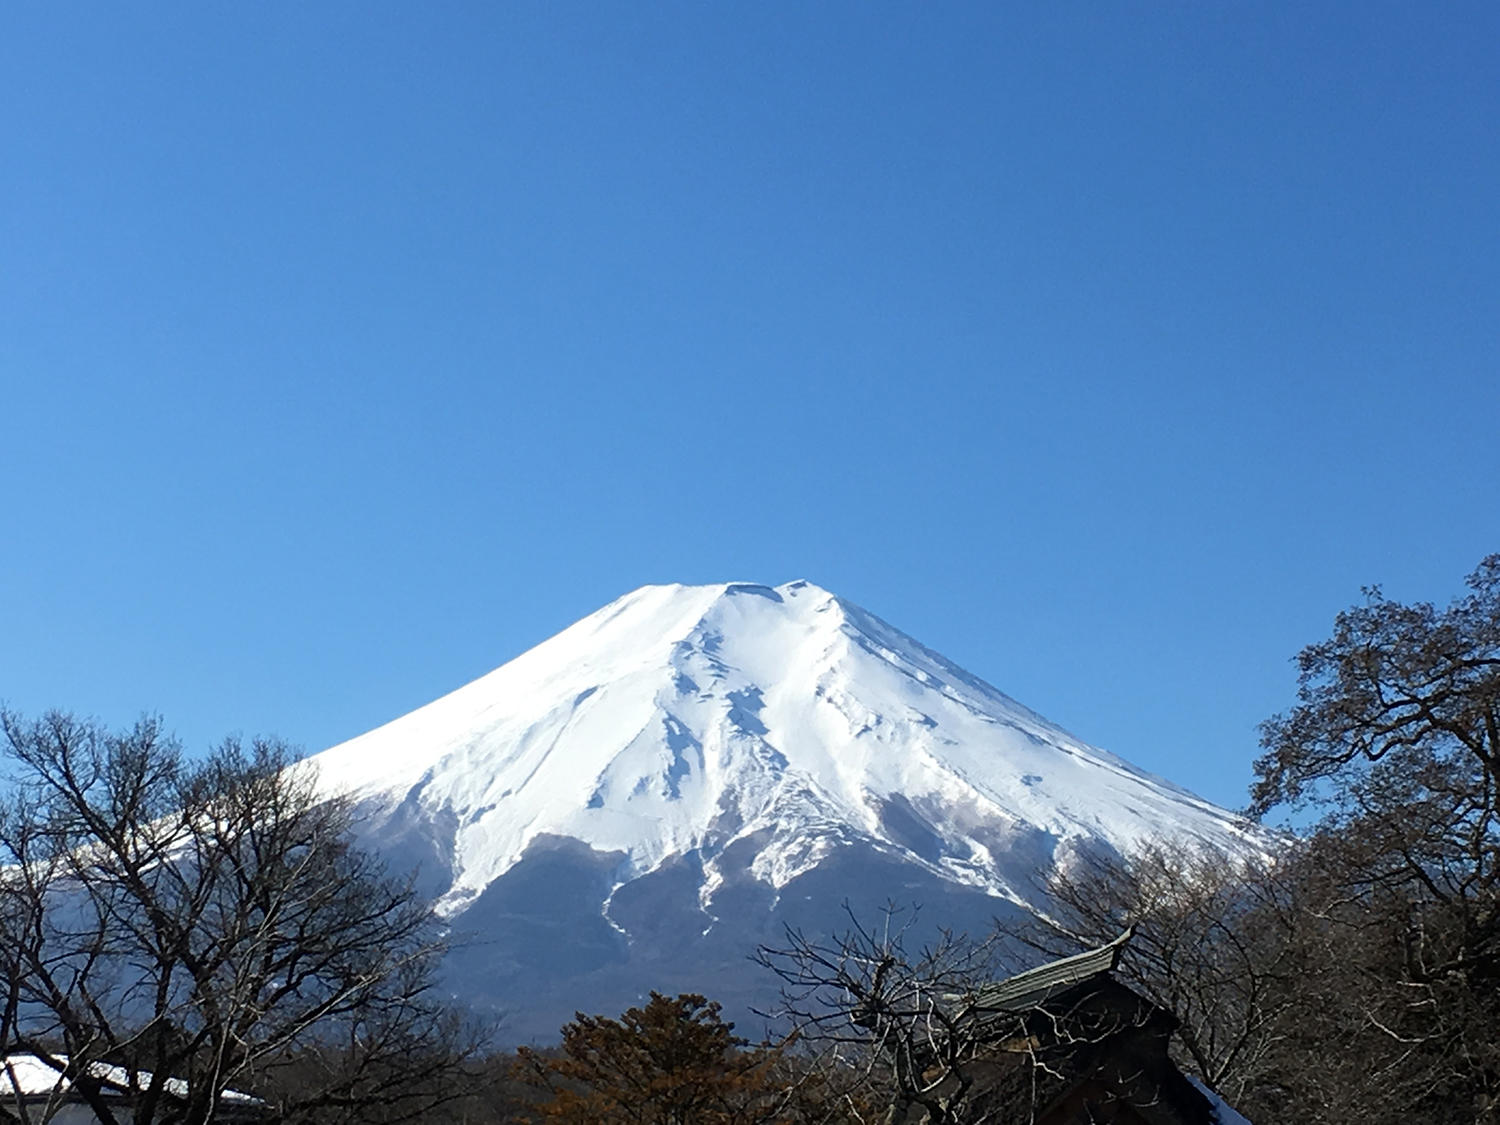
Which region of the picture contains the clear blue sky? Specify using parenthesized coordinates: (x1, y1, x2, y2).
(2, 3, 1497, 812)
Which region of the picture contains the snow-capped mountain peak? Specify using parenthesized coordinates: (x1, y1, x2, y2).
(312, 581, 1259, 923)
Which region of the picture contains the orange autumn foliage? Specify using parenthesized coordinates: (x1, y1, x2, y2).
(516, 993, 851, 1125)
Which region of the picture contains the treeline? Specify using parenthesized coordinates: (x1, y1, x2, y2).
(1009, 555, 1500, 1122)
(1, 555, 1496, 1124)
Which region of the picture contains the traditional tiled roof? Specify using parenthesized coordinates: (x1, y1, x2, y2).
(970, 928, 1134, 1014)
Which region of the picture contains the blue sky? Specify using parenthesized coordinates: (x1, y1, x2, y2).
(2, 3, 1497, 813)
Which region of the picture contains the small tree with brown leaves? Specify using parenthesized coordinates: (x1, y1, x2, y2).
(517, 993, 855, 1125)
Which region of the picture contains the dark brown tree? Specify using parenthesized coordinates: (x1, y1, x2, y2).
(1237, 836, 1500, 1125)
(0, 711, 486, 1125)
(515, 993, 853, 1125)
(1247, 554, 1500, 1122)
(1253, 553, 1500, 980)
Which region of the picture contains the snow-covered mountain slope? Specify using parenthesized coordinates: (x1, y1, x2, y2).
(310, 581, 1263, 1041)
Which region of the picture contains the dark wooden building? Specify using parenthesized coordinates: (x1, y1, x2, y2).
(934, 932, 1243, 1125)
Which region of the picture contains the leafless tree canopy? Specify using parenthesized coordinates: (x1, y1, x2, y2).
(755, 906, 1174, 1125)
(0, 711, 486, 1125)
(756, 906, 1004, 1124)
(1253, 553, 1500, 982)
(998, 842, 1299, 1108)
(977, 556, 1500, 1124)
(1250, 555, 1500, 1121)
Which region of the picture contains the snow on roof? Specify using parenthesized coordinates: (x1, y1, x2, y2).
(1187, 1077, 1253, 1125)
(0, 1055, 259, 1105)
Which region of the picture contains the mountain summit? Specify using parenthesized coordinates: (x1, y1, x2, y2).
(311, 581, 1260, 1041)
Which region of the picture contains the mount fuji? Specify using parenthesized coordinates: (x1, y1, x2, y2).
(310, 581, 1262, 1043)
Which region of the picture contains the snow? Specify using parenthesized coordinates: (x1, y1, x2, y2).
(1188, 1077, 1254, 1125)
(310, 581, 1266, 920)
(0, 1054, 259, 1103)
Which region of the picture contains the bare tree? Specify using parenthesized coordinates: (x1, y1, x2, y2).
(1248, 555, 1500, 1122)
(755, 906, 1173, 1125)
(1253, 553, 1500, 984)
(998, 841, 1301, 1108)
(756, 906, 1000, 1124)
(0, 710, 487, 1125)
